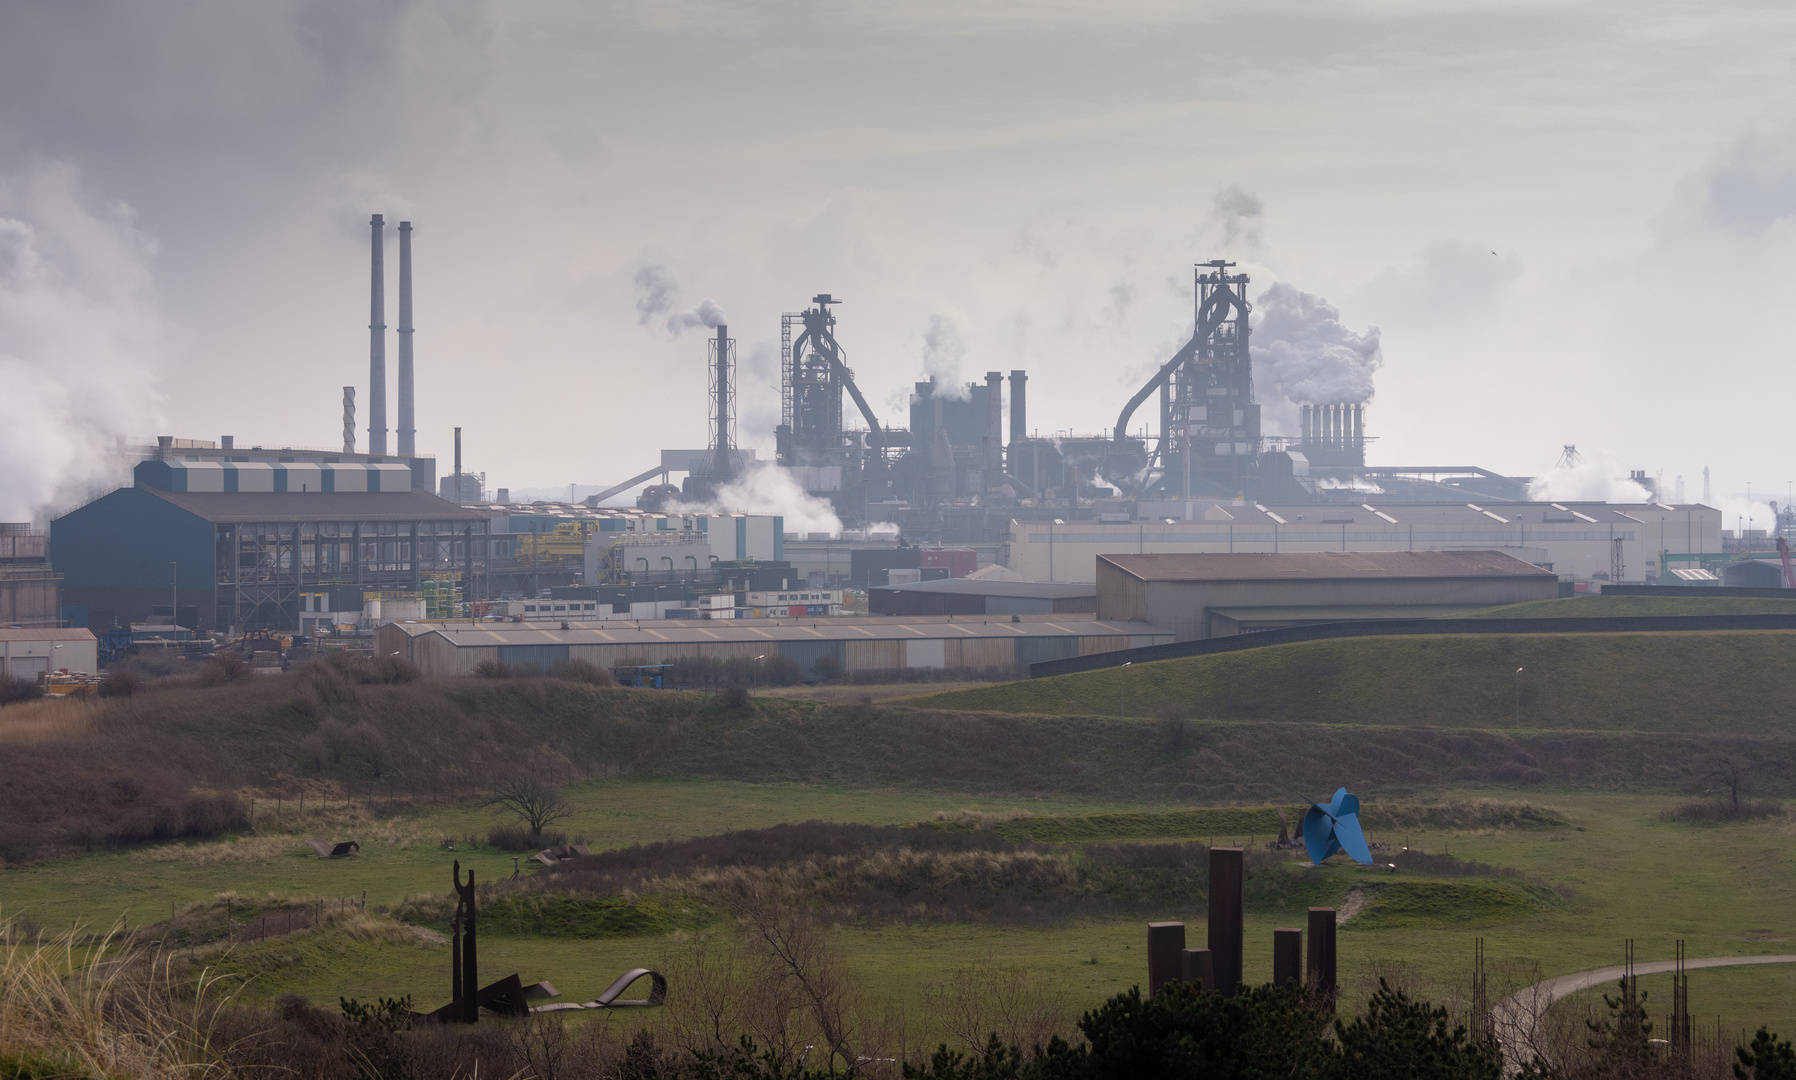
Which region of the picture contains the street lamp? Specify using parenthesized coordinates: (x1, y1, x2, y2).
(1514, 667, 1524, 724)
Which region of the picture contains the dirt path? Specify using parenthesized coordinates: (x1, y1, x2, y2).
(1493, 954, 1796, 1072)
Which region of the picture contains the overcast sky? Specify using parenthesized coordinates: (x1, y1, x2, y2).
(3, 1, 1796, 520)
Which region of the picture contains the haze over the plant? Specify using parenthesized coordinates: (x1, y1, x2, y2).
(2, 1, 1794, 518)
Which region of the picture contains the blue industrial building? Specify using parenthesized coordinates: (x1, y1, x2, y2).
(52, 459, 487, 635)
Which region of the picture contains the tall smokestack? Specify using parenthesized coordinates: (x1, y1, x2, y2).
(342, 387, 356, 453)
(709, 324, 736, 480)
(397, 220, 415, 457)
(368, 214, 388, 457)
(1008, 370, 1027, 460)
(453, 426, 462, 500)
(986, 372, 1003, 479)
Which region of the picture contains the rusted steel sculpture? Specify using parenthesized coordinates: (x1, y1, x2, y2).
(455, 860, 478, 1022)
(1146, 922, 1185, 997)
(1208, 847, 1244, 998)
(1273, 928, 1303, 987)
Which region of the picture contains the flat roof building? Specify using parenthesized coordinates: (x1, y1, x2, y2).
(1096, 549, 1559, 640)
(377, 613, 1170, 678)
(870, 578, 1096, 617)
(1007, 502, 1722, 585)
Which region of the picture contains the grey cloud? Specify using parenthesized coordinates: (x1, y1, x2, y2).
(1208, 184, 1263, 249)
(633, 262, 680, 325)
(1702, 133, 1796, 235)
(1355, 239, 1522, 328)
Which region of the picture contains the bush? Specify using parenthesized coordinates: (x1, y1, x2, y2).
(98, 668, 143, 698)
(487, 825, 568, 851)
(721, 683, 751, 710)
(474, 659, 518, 679)
(813, 654, 845, 683)
(0, 676, 39, 706)
(764, 655, 802, 686)
(1662, 798, 1786, 823)
(548, 658, 616, 686)
(364, 655, 421, 684)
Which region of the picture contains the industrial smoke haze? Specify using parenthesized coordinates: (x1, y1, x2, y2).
(631, 261, 726, 334)
(1208, 185, 1264, 249)
(670, 461, 844, 537)
(920, 313, 970, 399)
(0, 164, 164, 523)
(1249, 283, 1382, 435)
(1525, 449, 1652, 503)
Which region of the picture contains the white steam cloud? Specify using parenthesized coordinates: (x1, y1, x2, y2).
(920, 313, 970, 399)
(1250, 283, 1381, 434)
(0, 163, 165, 522)
(1208, 184, 1264, 248)
(632, 261, 726, 335)
(670, 461, 843, 537)
(665, 298, 727, 334)
(1525, 448, 1652, 503)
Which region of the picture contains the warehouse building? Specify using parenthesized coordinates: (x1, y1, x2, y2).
(377, 614, 1170, 678)
(1, 524, 60, 628)
(53, 463, 488, 634)
(870, 578, 1096, 616)
(1007, 502, 1722, 585)
(0, 628, 98, 678)
(1096, 550, 1559, 640)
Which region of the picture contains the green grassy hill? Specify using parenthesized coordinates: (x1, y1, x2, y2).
(1450, 594, 1796, 618)
(904, 629, 1796, 733)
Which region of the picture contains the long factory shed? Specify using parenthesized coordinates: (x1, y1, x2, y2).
(377, 614, 1172, 677)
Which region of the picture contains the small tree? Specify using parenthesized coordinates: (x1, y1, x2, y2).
(1710, 756, 1751, 811)
(1737, 1026, 1796, 1080)
(484, 771, 571, 837)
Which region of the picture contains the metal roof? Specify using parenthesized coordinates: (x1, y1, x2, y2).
(0, 628, 97, 642)
(414, 618, 1157, 648)
(1099, 550, 1556, 582)
(1205, 605, 1490, 621)
(144, 488, 486, 523)
(870, 579, 1096, 599)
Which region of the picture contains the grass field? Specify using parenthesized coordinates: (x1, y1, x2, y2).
(8, 787, 1796, 1042)
(1450, 595, 1796, 618)
(904, 629, 1796, 734)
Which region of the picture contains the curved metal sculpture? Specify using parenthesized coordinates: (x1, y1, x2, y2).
(529, 968, 668, 1013)
(1301, 788, 1373, 866)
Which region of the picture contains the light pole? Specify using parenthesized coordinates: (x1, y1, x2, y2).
(1514, 667, 1524, 725)
(1119, 661, 1132, 718)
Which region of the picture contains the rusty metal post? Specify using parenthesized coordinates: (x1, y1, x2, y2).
(1307, 908, 1337, 997)
(1208, 847, 1244, 997)
(454, 860, 479, 1023)
(1181, 947, 1214, 991)
(1273, 928, 1303, 987)
(1147, 922, 1185, 997)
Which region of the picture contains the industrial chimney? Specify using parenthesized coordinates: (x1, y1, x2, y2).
(368, 214, 388, 457)
(1008, 370, 1027, 466)
(397, 220, 415, 457)
(342, 387, 356, 453)
(708, 324, 737, 482)
(453, 426, 462, 502)
(985, 372, 1003, 479)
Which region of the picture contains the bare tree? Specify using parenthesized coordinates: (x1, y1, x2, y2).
(1709, 756, 1751, 811)
(922, 961, 1075, 1059)
(484, 771, 571, 836)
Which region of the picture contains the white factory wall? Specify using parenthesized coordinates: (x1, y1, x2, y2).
(1005, 504, 1724, 584)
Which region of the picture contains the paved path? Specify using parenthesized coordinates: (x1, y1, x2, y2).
(1494, 955, 1796, 1072)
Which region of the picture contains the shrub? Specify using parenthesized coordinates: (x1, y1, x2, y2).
(1662, 798, 1786, 823)
(487, 825, 568, 851)
(813, 654, 845, 683)
(764, 655, 802, 686)
(721, 683, 751, 710)
(0, 676, 39, 706)
(474, 659, 518, 679)
(548, 658, 616, 686)
(364, 655, 421, 684)
(97, 668, 144, 698)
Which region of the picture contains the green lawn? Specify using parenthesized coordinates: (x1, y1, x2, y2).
(1451, 595, 1796, 618)
(904, 629, 1796, 732)
(13, 787, 1796, 1043)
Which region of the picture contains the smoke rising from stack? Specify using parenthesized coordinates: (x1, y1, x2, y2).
(921, 314, 970, 399)
(0, 163, 165, 522)
(1249, 283, 1382, 433)
(1208, 185, 1264, 248)
(631, 261, 726, 334)
(669, 460, 844, 537)
(665, 298, 727, 334)
(1526, 448, 1652, 502)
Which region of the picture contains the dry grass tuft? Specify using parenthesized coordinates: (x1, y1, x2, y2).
(0, 695, 99, 745)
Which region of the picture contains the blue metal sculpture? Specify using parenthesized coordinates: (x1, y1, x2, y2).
(1302, 788, 1374, 866)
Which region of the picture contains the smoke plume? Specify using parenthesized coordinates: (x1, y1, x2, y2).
(670, 461, 843, 537)
(920, 313, 970, 399)
(1250, 283, 1381, 433)
(632, 262, 679, 324)
(0, 163, 165, 522)
(1525, 448, 1652, 503)
(1209, 184, 1264, 248)
(665, 298, 727, 334)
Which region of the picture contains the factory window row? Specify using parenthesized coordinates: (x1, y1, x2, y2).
(522, 603, 600, 613)
(1021, 529, 1639, 544)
